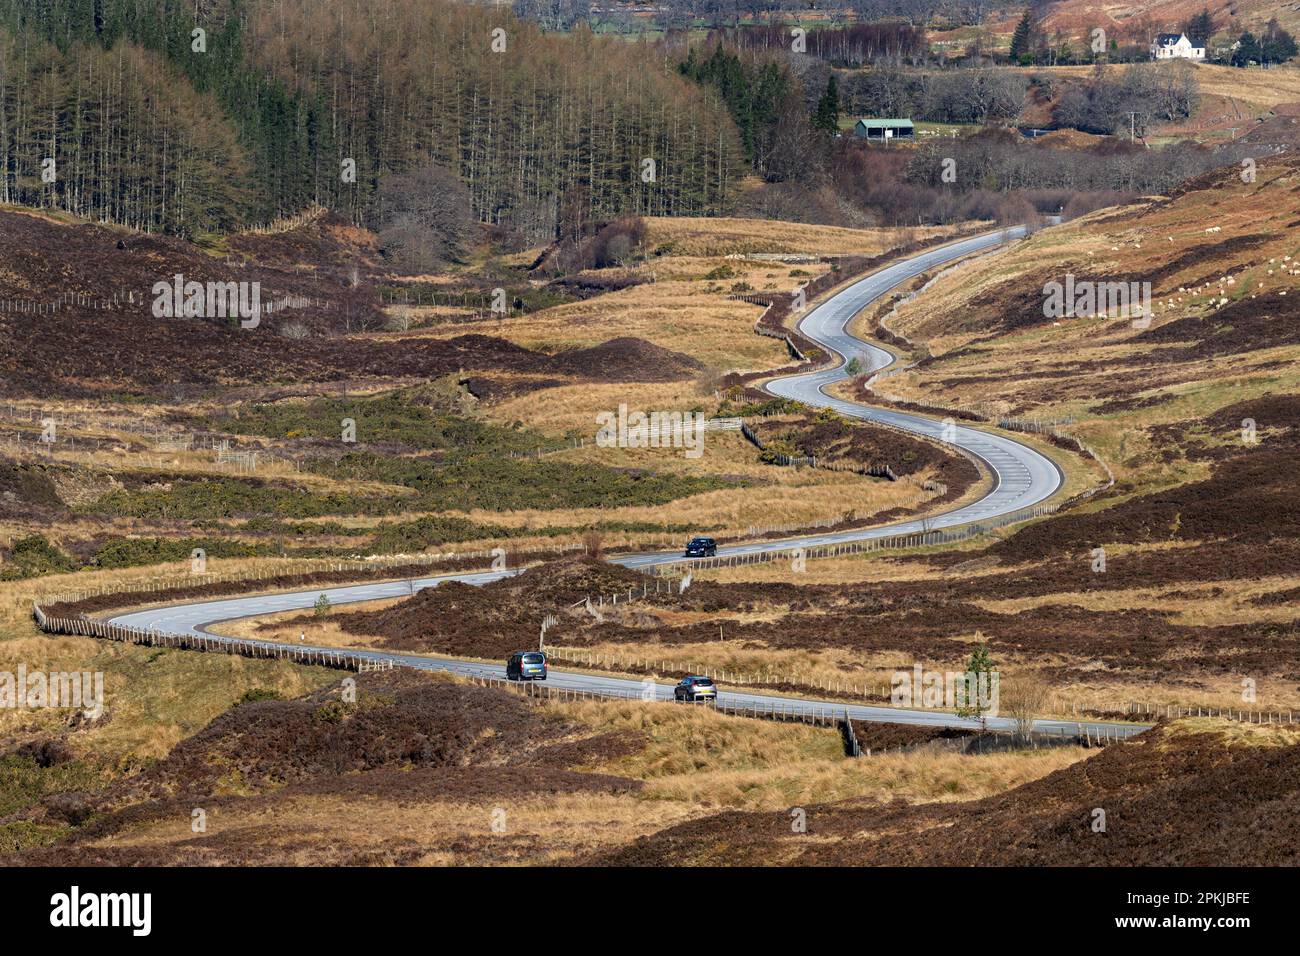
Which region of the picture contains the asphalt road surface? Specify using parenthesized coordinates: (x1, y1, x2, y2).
(106, 228, 1144, 739)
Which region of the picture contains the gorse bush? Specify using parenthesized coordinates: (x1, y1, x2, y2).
(212, 394, 541, 454)
(0, 535, 76, 580)
(370, 515, 511, 553)
(87, 478, 412, 520)
(91, 537, 271, 569)
(316, 454, 737, 512)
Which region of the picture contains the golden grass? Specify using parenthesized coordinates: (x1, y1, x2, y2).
(0, 629, 336, 765)
(547, 697, 1089, 808)
(72, 789, 704, 866)
(1008, 62, 1300, 116)
(642, 218, 955, 257)
(206, 597, 406, 646)
(1160, 716, 1300, 749)
(422, 277, 784, 369)
(1184, 62, 1300, 112)
(973, 571, 1300, 627)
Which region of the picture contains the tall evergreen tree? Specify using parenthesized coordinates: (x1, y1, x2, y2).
(1261, 19, 1298, 65)
(1232, 31, 1261, 67)
(812, 75, 840, 133)
(1183, 10, 1214, 48)
(1009, 11, 1033, 63)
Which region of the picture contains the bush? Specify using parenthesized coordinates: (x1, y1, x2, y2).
(370, 515, 509, 554)
(239, 688, 284, 704)
(313, 594, 332, 617)
(92, 536, 269, 569)
(0, 535, 76, 580)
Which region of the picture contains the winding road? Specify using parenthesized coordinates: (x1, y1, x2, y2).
(104, 227, 1145, 739)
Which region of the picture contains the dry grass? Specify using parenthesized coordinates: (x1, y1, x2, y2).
(641, 218, 955, 257)
(1009, 62, 1300, 117)
(206, 597, 406, 646)
(70, 789, 703, 866)
(0, 629, 336, 765)
(547, 697, 1088, 808)
(424, 273, 787, 369)
(973, 569, 1300, 627)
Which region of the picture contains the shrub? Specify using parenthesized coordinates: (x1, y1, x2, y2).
(239, 688, 284, 704)
(1, 535, 76, 580)
(92, 536, 268, 569)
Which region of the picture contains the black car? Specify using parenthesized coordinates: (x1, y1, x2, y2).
(506, 651, 547, 681)
(674, 675, 718, 702)
(684, 536, 717, 558)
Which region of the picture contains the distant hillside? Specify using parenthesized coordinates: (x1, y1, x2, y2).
(1022, 0, 1300, 42)
(0, 0, 741, 239)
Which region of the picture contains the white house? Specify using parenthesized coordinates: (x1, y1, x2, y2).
(1151, 33, 1205, 60)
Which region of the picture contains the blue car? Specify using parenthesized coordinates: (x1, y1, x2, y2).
(684, 537, 717, 558)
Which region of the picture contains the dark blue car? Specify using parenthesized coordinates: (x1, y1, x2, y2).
(684, 537, 717, 558)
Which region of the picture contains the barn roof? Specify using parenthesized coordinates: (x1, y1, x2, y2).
(855, 118, 915, 129)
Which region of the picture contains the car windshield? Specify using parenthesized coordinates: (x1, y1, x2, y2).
(689, 539, 710, 546)
(523, 653, 544, 663)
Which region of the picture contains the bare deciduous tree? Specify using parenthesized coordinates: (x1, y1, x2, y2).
(373, 164, 475, 274)
(1001, 673, 1053, 741)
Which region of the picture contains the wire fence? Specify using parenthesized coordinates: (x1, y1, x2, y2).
(33, 603, 390, 672)
(31, 605, 1151, 750)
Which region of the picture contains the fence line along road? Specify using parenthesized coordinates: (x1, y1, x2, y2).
(36, 599, 1147, 746)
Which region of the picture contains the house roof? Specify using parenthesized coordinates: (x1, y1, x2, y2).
(1155, 33, 1186, 45)
(855, 118, 915, 129)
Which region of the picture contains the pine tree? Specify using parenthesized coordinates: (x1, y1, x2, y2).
(1009, 11, 1033, 63)
(956, 642, 997, 720)
(1233, 31, 1261, 67)
(1261, 19, 1298, 65)
(1184, 10, 1214, 48)
(812, 74, 841, 134)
